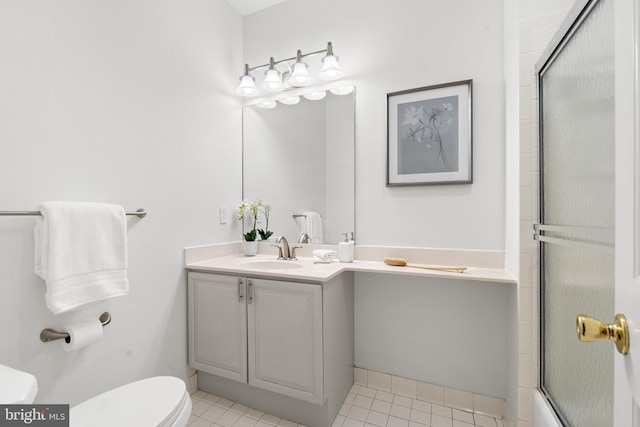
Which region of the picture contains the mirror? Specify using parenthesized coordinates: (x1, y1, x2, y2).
(243, 89, 355, 245)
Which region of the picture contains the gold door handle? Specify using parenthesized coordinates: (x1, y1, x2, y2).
(576, 313, 629, 355)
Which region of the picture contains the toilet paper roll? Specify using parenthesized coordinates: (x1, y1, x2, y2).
(61, 318, 103, 352)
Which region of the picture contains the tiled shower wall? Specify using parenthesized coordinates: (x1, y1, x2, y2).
(518, 10, 568, 427)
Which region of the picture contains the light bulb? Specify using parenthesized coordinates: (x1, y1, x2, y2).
(236, 75, 258, 97)
(289, 61, 310, 87)
(319, 55, 344, 81)
(303, 91, 327, 101)
(262, 65, 283, 92)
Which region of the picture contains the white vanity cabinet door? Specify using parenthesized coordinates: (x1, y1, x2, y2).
(247, 278, 323, 405)
(188, 272, 248, 383)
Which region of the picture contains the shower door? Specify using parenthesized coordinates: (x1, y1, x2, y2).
(537, 0, 640, 425)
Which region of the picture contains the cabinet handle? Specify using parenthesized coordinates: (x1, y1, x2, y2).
(238, 278, 244, 302)
(248, 280, 253, 304)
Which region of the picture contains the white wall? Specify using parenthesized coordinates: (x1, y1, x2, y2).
(355, 273, 509, 398)
(0, 0, 242, 404)
(504, 0, 522, 422)
(243, 0, 506, 251)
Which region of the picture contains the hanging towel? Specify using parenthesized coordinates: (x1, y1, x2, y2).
(302, 211, 323, 244)
(34, 202, 129, 315)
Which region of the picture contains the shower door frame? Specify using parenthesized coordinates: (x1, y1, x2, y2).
(534, 0, 615, 426)
(536, 0, 640, 427)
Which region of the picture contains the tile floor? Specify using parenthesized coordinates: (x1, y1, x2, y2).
(188, 384, 505, 427)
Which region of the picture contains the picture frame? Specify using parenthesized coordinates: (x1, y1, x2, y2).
(386, 80, 472, 186)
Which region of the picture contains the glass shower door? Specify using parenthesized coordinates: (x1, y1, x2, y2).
(536, 0, 615, 425)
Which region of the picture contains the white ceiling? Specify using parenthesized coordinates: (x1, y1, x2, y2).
(226, 0, 288, 16)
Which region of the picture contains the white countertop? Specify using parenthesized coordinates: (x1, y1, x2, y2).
(185, 246, 516, 284)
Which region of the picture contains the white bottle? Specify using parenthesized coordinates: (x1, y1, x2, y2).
(338, 232, 354, 263)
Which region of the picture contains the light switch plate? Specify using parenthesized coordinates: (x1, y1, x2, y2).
(219, 206, 227, 224)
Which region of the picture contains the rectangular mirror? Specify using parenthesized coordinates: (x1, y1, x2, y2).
(243, 89, 355, 245)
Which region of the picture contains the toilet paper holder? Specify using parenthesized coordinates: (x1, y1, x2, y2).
(40, 312, 111, 343)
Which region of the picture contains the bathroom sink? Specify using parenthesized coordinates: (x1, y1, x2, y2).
(239, 260, 305, 270)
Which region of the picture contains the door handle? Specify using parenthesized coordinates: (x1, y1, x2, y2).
(238, 278, 244, 303)
(576, 313, 629, 355)
(247, 280, 253, 304)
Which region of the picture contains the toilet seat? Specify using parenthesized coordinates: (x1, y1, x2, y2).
(70, 376, 191, 427)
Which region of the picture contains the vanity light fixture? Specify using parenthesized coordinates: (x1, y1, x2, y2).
(236, 42, 344, 97)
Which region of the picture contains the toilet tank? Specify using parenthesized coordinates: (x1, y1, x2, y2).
(0, 364, 38, 404)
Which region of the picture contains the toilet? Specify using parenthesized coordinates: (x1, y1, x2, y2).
(70, 376, 192, 427)
(1, 364, 192, 427)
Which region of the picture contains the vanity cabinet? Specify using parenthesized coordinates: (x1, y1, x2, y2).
(188, 272, 324, 404)
(188, 270, 354, 427)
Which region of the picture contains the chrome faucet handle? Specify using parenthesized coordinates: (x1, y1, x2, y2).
(290, 246, 303, 260)
(270, 244, 284, 259)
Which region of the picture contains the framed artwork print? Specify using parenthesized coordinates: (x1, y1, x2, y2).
(386, 80, 472, 186)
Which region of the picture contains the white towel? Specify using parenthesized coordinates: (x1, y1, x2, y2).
(302, 211, 323, 244)
(34, 202, 129, 315)
(312, 249, 336, 260)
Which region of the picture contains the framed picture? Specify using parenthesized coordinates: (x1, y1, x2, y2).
(387, 80, 472, 186)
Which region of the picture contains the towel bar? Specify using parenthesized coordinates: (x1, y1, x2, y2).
(40, 312, 111, 343)
(0, 208, 147, 218)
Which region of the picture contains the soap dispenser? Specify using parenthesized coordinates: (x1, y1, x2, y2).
(338, 232, 354, 263)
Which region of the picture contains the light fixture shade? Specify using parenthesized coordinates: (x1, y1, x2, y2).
(329, 85, 354, 96)
(303, 90, 327, 101)
(257, 101, 277, 109)
(236, 43, 346, 97)
(289, 61, 310, 87)
(236, 75, 258, 97)
(278, 96, 301, 105)
(319, 55, 344, 80)
(262, 69, 283, 92)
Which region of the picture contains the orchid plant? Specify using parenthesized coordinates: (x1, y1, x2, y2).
(256, 202, 273, 240)
(237, 199, 273, 241)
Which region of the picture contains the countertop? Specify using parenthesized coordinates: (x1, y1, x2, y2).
(185, 244, 516, 284)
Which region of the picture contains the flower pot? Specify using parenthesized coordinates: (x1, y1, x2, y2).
(243, 240, 258, 256)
